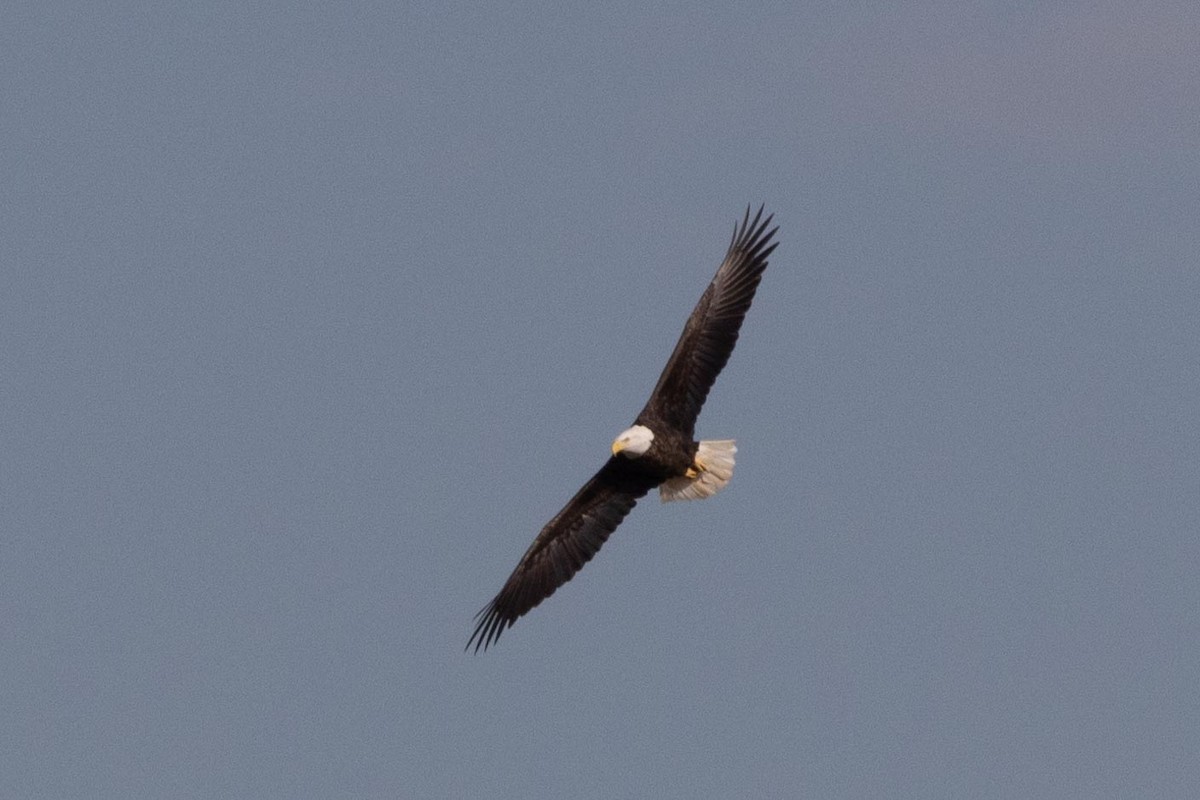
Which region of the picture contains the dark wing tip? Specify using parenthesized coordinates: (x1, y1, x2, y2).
(467, 595, 514, 653)
(737, 204, 777, 255)
(726, 205, 778, 273)
(716, 205, 778, 299)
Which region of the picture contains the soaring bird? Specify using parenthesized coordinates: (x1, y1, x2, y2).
(469, 206, 778, 651)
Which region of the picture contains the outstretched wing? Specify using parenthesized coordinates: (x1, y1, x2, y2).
(468, 458, 658, 652)
(636, 206, 778, 437)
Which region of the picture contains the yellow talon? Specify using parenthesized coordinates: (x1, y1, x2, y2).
(685, 456, 708, 479)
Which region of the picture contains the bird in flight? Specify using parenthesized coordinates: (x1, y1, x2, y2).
(469, 206, 779, 651)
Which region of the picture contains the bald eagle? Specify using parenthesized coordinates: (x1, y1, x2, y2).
(468, 206, 778, 651)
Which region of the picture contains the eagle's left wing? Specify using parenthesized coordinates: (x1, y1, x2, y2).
(636, 206, 777, 438)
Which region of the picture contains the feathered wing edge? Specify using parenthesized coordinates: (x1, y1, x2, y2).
(637, 206, 778, 436)
(467, 459, 655, 652)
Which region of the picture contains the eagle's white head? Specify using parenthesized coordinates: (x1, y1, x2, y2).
(611, 425, 654, 458)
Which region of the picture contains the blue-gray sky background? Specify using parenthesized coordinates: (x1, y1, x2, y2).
(4, 3, 1198, 797)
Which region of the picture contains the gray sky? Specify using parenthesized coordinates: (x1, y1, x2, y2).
(4, 3, 1198, 798)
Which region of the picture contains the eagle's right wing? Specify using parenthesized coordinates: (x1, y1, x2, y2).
(468, 458, 657, 652)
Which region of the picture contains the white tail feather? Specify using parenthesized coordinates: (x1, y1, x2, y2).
(659, 440, 737, 502)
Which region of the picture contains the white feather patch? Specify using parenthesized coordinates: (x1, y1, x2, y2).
(659, 440, 737, 502)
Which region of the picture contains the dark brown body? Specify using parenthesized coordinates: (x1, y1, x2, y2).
(626, 427, 699, 483)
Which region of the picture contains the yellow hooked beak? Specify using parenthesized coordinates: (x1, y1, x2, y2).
(611, 439, 626, 456)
